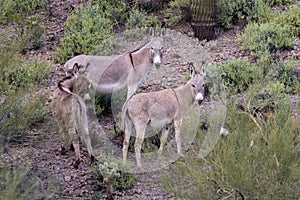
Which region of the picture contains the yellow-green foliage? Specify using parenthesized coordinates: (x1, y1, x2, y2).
(126, 9, 161, 29)
(0, 28, 51, 143)
(272, 5, 300, 37)
(219, 59, 263, 95)
(165, 0, 190, 26)
(0, 0, 46, 23)
(54, 0, 161, 64)
(94, 155, 134, 197)
(271, 60, 300, 94)
(162, 102, 300, 199)
(239, 22, 295, 57)
(53, 3, 115, 64)
(265, 0, 297, 6)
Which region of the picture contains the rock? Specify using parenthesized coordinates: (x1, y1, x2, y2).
(65, 175, 71, 182)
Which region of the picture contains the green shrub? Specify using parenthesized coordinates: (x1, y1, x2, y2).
(239, 21, 295, 57)
(161, 102, 300, 199)
(265, 0, 297, 6)
(219, 59, 263, 95)
(54, 3, 115, 64)
(246, 0, 274, 24)
(244, 81, 287, 114)
(217, 0, 272, 29)
(165, 0, 190, 26)
(272, 5, 300, 37)
(0, 29, 51, 145)
(0, 26, 55, 200)
(94, 156, 134, 198)
(217, 0, 250, 29)
(0, 0, 46, 24)
(54, 0, 161, 64)
(0, 0, 45, 51)
(271, 60, 300, 93)
(204, 64, 227, 101)
(125, 9, 161, 29)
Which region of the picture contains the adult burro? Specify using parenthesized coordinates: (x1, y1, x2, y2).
(63, 37, 164, 100)
(52, 63, 94, 168)
(121, 63, 206, 168)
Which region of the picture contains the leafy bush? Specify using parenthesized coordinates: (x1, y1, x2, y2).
(272, 5, 300, 37)
(265, 0, 297, 6)
(161, 102, 300, 199)
(0, 0, 46, 24)
(217, 0, 250, 29)
(94, 156, 134, 198)
(244, 81, 287, 114)
(165, 0, 190, 26)
(54, 0, 161, 64)
(219, 59, 262, 95)
(0, 29, 51, 145)
(125, 9, 161, 29)
(271, 60, 300, 93)
(216, 0, 273, 29)
(53, 3, 115, 64)
(0, 0, 45, 51)
(239, 21, 295, 57)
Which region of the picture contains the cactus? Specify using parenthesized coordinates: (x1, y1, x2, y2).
(190, 0, 217, 40)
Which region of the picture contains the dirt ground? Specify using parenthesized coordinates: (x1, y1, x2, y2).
(2, 0, 300, 199)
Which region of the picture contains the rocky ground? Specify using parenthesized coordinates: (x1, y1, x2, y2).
(2, 0, 300, 199)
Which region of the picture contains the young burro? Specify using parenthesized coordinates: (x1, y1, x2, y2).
(52, 64, 94, 168)
(63, 37, 164, 100)
(121, 63, 206, 167)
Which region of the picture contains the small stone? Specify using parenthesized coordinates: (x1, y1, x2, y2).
(65, 175, 71, 182)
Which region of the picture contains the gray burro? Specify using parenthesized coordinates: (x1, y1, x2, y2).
(121, 63, 206, 167)
(63, 37, 164, 100)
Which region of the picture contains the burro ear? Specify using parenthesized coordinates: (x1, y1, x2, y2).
(72, 63, 79, 75)
(189, 62, 195, 77)
(201, 61, 206, 77)
(161, 21, 167, 36)
(84, 63, 90, 73)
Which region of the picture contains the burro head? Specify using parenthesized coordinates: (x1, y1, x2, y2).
(150, 38, 164, 68)
(187, 62, 206, 105)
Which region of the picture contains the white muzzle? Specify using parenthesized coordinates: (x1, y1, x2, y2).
(153, 55, 161, 67)
(195, 93, 204, 101)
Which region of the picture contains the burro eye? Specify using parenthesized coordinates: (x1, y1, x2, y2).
(191, 84, 196, 88)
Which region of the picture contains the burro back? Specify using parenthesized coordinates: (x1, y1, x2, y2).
(122, 63, 205, 168)
(63, 37, 164, 100)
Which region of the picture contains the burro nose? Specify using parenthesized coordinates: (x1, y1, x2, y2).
(153, 55, 161, 68)
(196, 93, 204, 105)
(155, 62, 161, 68)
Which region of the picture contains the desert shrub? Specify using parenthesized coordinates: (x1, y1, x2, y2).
(125, 9, 161, 29)
(219, 59, 262, 95)
(94, 156, 134, 198)
(265, 0, 297, 6)
(165, 0, 190, 26)
(53, 3, 115, 64)
(239, 21, 295, 57)
(272, 5, 300, 37)
(204, 64, 227, 101)
(217, 0, 295, 29)
(216, 0, 273, 29)
(0, 0, 46, 23)
(54, 0, 161, 64)
(161, 101, 300, 199)
(0, 29, 51, 144)
(217, 0, 251, 28)
(271, 60, 300, 93)
(0, 0, 45, 51)
(243, 81, 287, 114)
